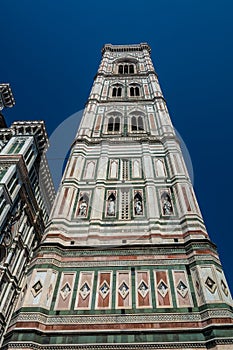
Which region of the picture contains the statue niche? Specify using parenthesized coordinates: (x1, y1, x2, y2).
(106, 192, 116, 217)
(78, 193, 89, 217)
(134, 191, 143, 215)
(161, 192, 173, 216)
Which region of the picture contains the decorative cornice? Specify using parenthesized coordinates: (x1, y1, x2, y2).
(102, 43, 151, 55)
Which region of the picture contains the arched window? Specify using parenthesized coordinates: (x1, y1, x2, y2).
(115, 117, 120, 131)
(118, 63, 136, 74)
(111, 85, 122, 98)
(107, 117, 114, 132)
(130, 87, 135, 97)
(129, 85, 140, 97)
(107, 116, 121, 133)
(131, 115, 144, 132)
(118, 65, 123, 74)
(129, 65, 134, 74)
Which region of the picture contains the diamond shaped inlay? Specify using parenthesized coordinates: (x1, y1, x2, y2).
(118, 281, 129, 299)
(195, 280, 201, 296)
(99, 281, 110, 299)
(79, 282, 90, 300)
(157, 280, 168, 297)
(221, 280, 228, 296)
(205, 276, 217, 293)
(31, 280, 43, 297)
(60, 283, 71, 300)
(177, 280, 188, 298)
(138, 281, 149, 298)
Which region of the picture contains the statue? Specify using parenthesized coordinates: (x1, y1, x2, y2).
(134, 198, 142, 215)
(79, 200, 87, 216)
(162, 195, 172, 215)
(107, 198, 115, 216)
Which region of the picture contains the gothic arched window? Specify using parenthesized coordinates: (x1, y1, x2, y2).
(118, 63, 136, 75)
(111, 84, 123, 98)
(118, 65, 123, 74)
(130, 86, 140, 97)
(107, 116, 121, 133)
(131, 115, 144, 132)
(112, 87, 122, 97)
(129, 64, 134, 74)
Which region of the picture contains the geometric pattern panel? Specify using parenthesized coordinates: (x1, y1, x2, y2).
(45, 271, 57, 309)
(95, 271, 113, 309)
(55, 272, 76, 310)
(215, 268, 232, 304)
(190, 267, 205, 306)
(135, 270, 152, 308)
(75, 271, 94, 310)
(154, 270, 173, 308)
(30, 270, 47, 306)
(172, 270, 193, 307)
(116, 271, 132, 309)
(200, 266, 220, 303)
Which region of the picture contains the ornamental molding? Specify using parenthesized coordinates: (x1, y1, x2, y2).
(37, 247, 188, 257)
(31, 254, 221, 269)
(4, 339, 233, 350)
(32, 258, 189, 269)
(10, 309, 233, 327)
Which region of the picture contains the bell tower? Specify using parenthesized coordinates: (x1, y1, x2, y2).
(4, 43, 233, 350)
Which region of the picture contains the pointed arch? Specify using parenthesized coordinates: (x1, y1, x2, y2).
(84, 161, 95, 179)
(155, 159, 166, 177)
(130, 115, 144, 132)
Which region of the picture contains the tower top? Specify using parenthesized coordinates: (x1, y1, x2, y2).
(0, 83, 15, 129)
(102, 42, 151, 55)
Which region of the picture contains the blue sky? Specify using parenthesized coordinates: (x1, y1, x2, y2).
(1, 0, 233, 291)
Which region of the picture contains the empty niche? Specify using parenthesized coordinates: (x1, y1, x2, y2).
(155, 159, 166, 177)
(161, 191, 173, 216)
(106, 191, 117, 217)
(77, 192, 89, 217)
(83, 161, 96, 179)
(132, 159, 141, 178)
(109, 159, 118, 179)
(134, 191, 143, 216)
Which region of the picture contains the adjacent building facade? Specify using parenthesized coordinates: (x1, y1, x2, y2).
(0, 84, 55, 345)
(3, 44, 233, 349)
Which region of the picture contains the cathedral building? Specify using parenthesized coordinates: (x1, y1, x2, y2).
(0, 84, 55, 345)
(3, 44, 233, 349)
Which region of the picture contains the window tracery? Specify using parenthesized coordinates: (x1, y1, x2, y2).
(130, 86, 140, 97)
(110, 84, 123, 98)
(118, 63, 135, 74)
(107, 116, 121, 133)
(131, 115, 144, 132)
